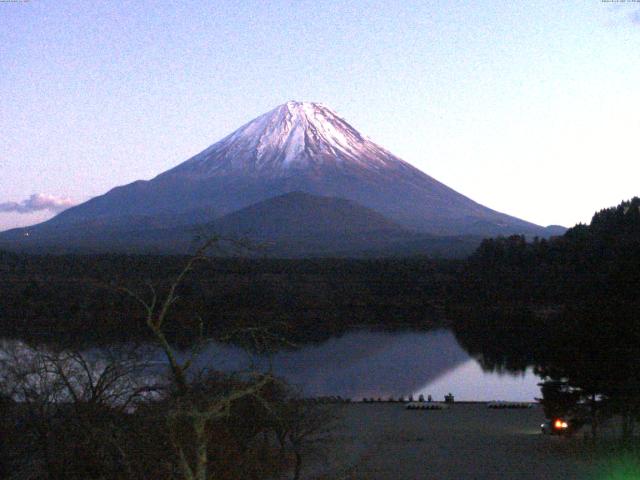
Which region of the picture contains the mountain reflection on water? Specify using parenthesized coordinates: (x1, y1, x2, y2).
(178, 329, 542, 401)
(1, 330, 542, 402)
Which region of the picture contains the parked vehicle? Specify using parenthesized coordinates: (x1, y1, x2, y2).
(540, 417, 583, 436)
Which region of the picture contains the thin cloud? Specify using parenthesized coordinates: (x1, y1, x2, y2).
(631, 9, 640, 25)
(0, 194, 76, 214)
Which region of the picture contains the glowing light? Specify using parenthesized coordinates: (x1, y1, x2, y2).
(553, 419, 568, 429)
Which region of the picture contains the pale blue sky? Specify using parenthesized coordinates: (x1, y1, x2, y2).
(1, 0, 639, 231)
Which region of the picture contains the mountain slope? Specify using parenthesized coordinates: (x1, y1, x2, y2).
(0, 192, 484, 257)
(210, 191, 406, 238)
(1, 101, 561, 254)
(205, 191, 421, 257)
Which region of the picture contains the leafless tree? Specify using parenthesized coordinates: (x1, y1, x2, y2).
(272, 397, 341, 480)
(0, 340, 159, 479)
(0, 237, 339, 479)
(122, 238, 282, 480)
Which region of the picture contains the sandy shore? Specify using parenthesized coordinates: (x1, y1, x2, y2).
(302, 403, 610, 480)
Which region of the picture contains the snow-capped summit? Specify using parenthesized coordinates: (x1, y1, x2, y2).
(165, 101, 405, 178)
(2, 100, 560, 254)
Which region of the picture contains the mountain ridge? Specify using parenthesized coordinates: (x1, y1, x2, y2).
(0, 101, 564, 254)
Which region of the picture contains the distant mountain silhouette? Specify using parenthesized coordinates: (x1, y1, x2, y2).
(205, 192, 485, 257)
(212, 191, 404, 237)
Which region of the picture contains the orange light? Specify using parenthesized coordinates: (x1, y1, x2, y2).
(554, 419, 568, 429)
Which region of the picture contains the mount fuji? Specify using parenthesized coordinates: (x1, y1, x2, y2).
(0, 101, 562, 256)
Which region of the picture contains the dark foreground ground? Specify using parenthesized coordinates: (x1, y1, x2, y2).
(303, 403, 636, 480)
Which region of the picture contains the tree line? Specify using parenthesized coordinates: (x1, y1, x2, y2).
(0, 253, 454, 346)
(452, 197, 640, 440)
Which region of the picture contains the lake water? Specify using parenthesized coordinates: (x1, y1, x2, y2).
(179, 329, 542, 402)
(1, 329, 542, 402)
